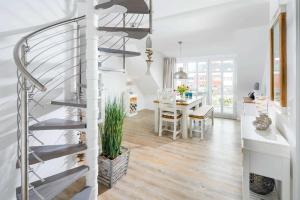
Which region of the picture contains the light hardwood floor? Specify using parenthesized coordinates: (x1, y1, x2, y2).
(99, 109, 242, 200)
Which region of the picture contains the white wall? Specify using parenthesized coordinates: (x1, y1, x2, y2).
(126, 40, 164, 94)
(127, 47, 164, 110)
(268, 0, 299, 199)
(101, 58, 146, 111)
(101, 41, 164, 111)
(234, 26, 269, 117)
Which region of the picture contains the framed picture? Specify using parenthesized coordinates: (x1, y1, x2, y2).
(270, 10, 287, 107)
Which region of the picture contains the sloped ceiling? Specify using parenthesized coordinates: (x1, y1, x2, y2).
(153, 0, 244, 19)
(151, 0, 269, 57)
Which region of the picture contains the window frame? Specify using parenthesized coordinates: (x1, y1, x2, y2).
(174, 56, 237, 119)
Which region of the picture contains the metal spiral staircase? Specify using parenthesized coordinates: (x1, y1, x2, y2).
(14, 0, 152, 199)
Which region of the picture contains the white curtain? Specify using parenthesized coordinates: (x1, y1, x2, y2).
(163, 57, 176, 89)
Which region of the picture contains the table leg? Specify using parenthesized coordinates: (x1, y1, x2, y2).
(212, 110, 214, 126)
(154, 105, 159, 133)
(281, 158, 290, 200)
(182, 109, 188, 139)
(243, 150, 250, 200)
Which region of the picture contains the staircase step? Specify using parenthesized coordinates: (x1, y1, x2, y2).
(72, 186, 93, 200)
(29, 119, 86, 131)
(99, 47, 141, 57)
(16, 144, 87, 168)
(97, 27, 150, 39)
(95, 0, 149, 14)
(16, 165, 89, 200)
(99, 67, 125, 73)
(51, 99, 87, 108)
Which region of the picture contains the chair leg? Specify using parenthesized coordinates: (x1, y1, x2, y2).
(173, 120, 177, 140)
(159, 116, 162, 137)
(189, 118, 193, 138)
(201, 119, 204, 140)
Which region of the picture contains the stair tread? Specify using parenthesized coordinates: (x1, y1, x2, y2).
(72, 186, 93, 200)
(99, 67, 125, 73)
(99, 47, 141, 57)
(97, 27, 150, 39)
(95, 0, 149, 14)
(51, 99, 87, 108)
(29, 119, 86, 131)
(16, 165, 89, 200)
(17, 144, 87, 168)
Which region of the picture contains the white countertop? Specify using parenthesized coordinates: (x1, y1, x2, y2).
(241, 115, 290, 158)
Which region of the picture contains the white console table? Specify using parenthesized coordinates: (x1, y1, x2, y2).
(241, 106, 290, 200)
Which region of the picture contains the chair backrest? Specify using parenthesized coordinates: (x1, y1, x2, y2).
(157, 89, 177, 112)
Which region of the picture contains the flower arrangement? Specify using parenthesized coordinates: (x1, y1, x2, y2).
(176, 84, 189, 96)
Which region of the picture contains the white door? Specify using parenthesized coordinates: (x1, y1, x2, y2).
(209, 59, 236, 118)
(175, 57, 236, 119)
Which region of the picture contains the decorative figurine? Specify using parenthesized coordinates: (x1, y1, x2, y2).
(253, 113, 272, 130)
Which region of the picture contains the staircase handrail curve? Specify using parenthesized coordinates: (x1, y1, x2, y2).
(13, 15, 86, 92)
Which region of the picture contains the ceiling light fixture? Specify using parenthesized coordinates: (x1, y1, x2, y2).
(174, 41, 188, 79)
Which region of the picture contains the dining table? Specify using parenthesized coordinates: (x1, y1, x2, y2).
(153, 96, 205, 139)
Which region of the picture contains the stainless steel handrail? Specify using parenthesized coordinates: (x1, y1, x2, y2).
(30, 44, 85, 75)
(28, 35, 84, 65)
(29, 26, 86, 51)
(13, 16, 85, 92)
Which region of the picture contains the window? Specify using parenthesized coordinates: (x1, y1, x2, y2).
(174, 57, 236, 118)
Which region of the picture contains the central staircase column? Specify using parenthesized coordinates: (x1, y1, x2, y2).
(85, 0, 99, 198)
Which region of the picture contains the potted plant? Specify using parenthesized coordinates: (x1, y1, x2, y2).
(98, 99, 130, 188)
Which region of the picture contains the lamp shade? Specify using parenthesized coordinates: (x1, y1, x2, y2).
(174, 67, 188, 79)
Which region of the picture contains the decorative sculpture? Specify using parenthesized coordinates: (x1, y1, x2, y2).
(145, 36, 153, 75)
(253, 113, 272, 130)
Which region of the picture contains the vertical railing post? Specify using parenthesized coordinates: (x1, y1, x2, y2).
(86, 0, 99, 199)
(76, 22, 82, 100)
(123, 14, 126, 71)
(21, 44, 29, 200)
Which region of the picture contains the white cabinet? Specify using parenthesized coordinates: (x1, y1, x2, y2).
(241, 103, 290, 200)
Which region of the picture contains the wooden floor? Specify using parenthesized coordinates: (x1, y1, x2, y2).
(99, 109, 242, 200)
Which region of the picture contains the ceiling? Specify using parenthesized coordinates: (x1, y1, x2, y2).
(153, 0, 244, 19)
(1, 0, 270, 58)
(150, 0, 270, 57)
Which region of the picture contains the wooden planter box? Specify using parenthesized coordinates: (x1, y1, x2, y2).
(98, 147, 130, 188)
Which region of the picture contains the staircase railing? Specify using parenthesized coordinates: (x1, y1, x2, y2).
(14, 0, 152, 199)
(15, 16, 86, 200)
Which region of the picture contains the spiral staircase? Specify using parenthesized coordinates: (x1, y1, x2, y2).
(14, 0, 152, 199)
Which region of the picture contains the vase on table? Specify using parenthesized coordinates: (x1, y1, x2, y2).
(179, 92, 186, 100)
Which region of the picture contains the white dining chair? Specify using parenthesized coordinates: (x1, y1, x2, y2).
(158, 90, 182, 140)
